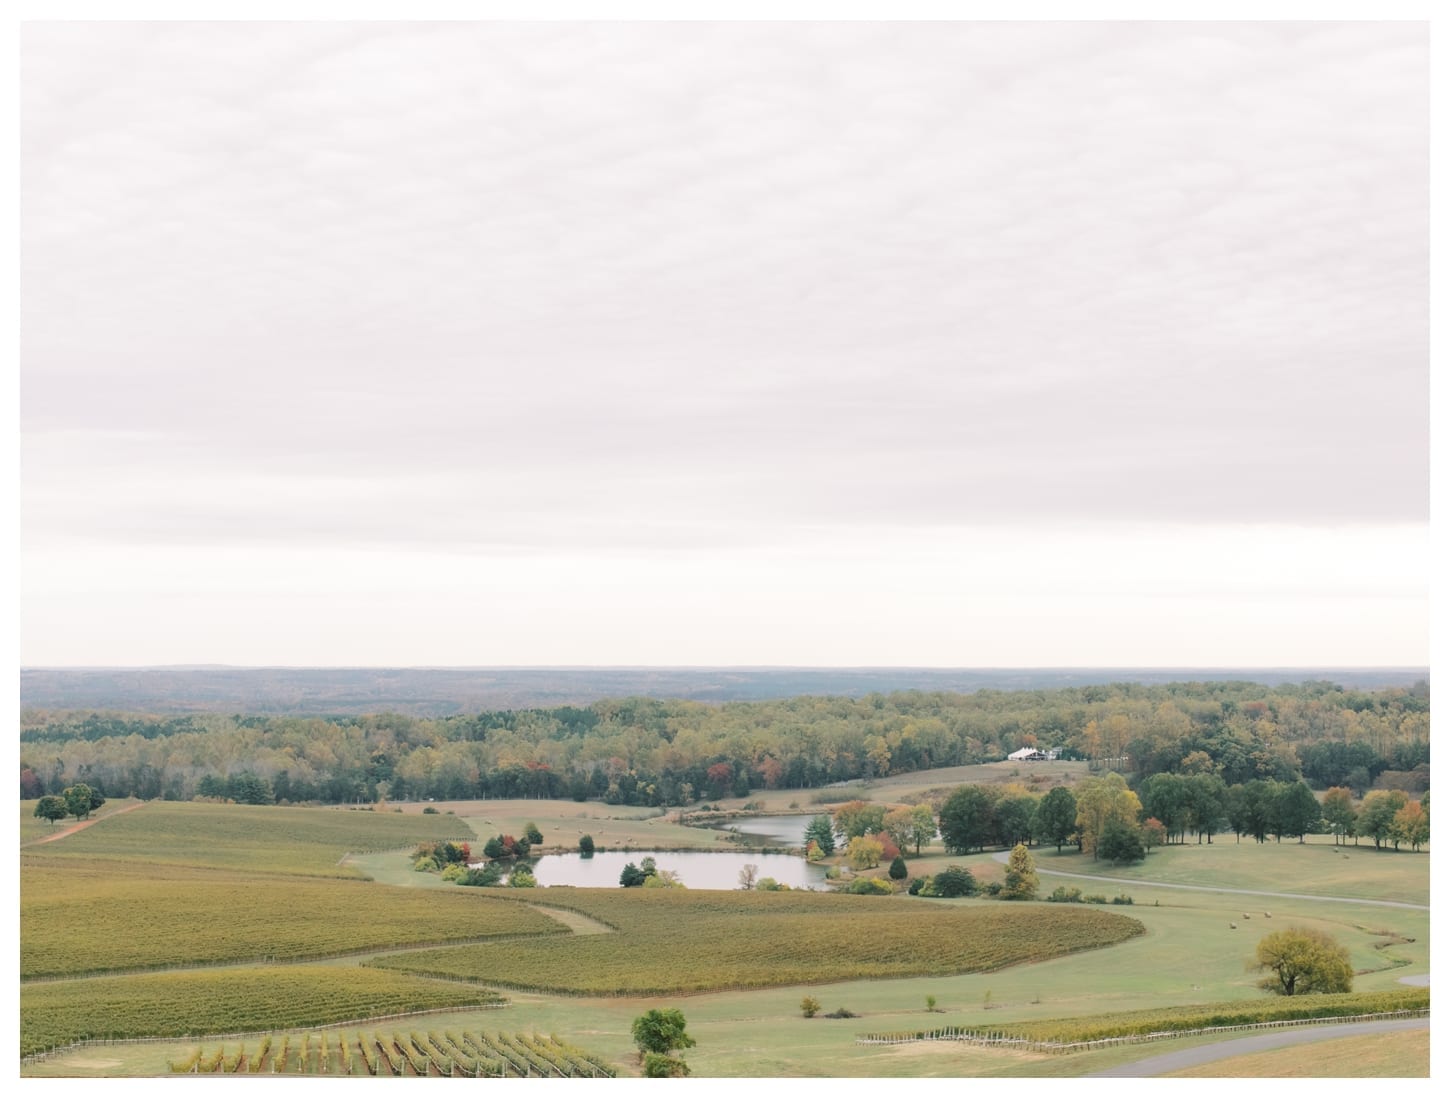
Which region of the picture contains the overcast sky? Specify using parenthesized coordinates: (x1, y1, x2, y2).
(19, 20, 1428, 666)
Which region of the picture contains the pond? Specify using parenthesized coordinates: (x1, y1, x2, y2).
(708, 813, 815, 845)
(526, 849, 828, 891)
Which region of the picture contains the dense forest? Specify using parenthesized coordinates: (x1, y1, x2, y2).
(19, 680, 1429, 807)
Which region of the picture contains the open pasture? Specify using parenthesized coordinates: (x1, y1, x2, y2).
(23, 800, 475, 876)
(1019, 838, 1429, 906)
(370, 888, 1144, 995)
(21, 965, 504, 1059)
(20, 858, 567, 979)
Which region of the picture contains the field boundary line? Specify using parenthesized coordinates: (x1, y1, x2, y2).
(853, 1008, 1430, 1052)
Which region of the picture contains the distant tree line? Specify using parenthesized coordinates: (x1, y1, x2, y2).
(18, 680, 1429, 808)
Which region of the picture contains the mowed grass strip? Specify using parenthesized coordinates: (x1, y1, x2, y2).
(21, 965, 503, 1058)
(371, 889, 1144, 995)
(23, 800, 475, 876)
(21, 859, 567, 979)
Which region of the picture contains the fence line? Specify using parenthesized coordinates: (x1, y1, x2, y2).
(854, 1009, 1429, 1053)
(19, 1002, 509, 1067)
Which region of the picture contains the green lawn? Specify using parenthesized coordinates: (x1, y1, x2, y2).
(1024, 838, 1429, 906)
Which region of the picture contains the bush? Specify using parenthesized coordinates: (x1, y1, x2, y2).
(924, 865, 977, 898)
(1111, 893, 1134, 905)
(888, 855, 908, 880)
(507, 866, 537, 888)
(642, 1053, 690, 1077)
(1083, 894, 1107, 904)
(824, 1007, 857, 1019)
(440, 863, 466, 882)
(459, 865, 501, 887)
(985, 882, 1003, 896)
(800, 996, 821, 1018)
(846, 877, 894, 895)
(412, 857, 438, 873)
(422, 806, 439, 814)
(1046, 886, 1083, 903)
(907, 878, 924, 895)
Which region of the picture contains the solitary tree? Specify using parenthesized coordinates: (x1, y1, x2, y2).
(579, 834, 595, 856)
(888, 855, 909, 880)
(632, 1008, 695, 1077)
(737, 863, 758, 890)
(33, 795, 67, 828)
(1254, 927, 1353, 996)
(1001, 843, 1039, 899)
(800, 996, 821, 1018)
(524, 821, 545, 846)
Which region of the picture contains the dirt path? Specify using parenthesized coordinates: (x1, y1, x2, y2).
(1087, 1017, 1429, 1077)
(988, 850, 1429, 910)
(526, 904, 614, 935)
(23, 800, 147, 847)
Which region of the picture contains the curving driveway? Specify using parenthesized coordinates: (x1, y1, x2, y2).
(1088, 1016, 1429, 1076)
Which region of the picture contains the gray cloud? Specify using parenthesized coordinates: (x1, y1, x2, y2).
(22, 21, 1427, 553)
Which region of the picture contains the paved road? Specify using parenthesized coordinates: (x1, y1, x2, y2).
(1088, 1017, 1429, 1076)
(989, 851, 1428, 911)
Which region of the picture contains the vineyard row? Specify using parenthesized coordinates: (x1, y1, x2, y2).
(168, 1029, 615, 1078)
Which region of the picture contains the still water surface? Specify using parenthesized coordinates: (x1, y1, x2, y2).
(529, 849, 827, 890)
(709, 814, 814, 844)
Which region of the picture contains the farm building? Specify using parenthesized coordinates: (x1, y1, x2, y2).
(1006, 747, 1051, 762)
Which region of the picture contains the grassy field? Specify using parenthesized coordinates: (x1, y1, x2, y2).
(20, 859, 567, 978)
(1161, 1027, 1430, 1077)
(1021, 837, 1430, 906)
(371, 889, 1144, 994)
(22, 800, 475, 876)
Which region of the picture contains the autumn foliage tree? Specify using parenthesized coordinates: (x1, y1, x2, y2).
(1254, 927, 1353, 996)
(1001, 843, 1039, 900)
(847, 835, 884, 870)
